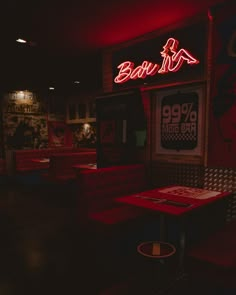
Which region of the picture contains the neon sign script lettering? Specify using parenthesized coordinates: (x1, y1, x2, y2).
(114, 38, 199, 84)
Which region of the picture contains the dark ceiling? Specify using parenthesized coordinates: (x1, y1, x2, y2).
(0, 0, 228, 93)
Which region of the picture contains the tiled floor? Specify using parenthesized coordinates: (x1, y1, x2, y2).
(0, 180, 235, 295)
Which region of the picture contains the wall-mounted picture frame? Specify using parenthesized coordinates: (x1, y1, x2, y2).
(48, 95, 66, 121)
(154, 84, 205, 161)
(78, 103, 86, 119)
(88, 102, 96, 118)
(68, 103, 77, 120)
(69, 122, 96, 148)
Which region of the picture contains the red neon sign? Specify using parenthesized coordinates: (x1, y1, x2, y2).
(114, 38, 199, 84)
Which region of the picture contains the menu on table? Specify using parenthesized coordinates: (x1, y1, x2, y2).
(158, 186, 222, 200)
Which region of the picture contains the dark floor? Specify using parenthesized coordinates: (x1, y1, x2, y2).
(0, 180, 235, 295)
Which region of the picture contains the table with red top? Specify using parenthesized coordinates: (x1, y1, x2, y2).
(73, 163, 97, 170)
(116, 185, 232, 272)
(31, 158, 50, 163)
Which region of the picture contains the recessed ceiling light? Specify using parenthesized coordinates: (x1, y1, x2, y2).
(74, 81, 80, 84)
(49, 87, 55, 90)
(16, 38, 27, 43)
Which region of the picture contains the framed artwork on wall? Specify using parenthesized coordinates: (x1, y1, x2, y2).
(3, 113, 49, 150)
(78, 103, 86, 119)
(48, 121, 73, 148)
(153, 84, 205, 163)
(68, 103, 77, 120)
(69, 122, 96, 148)
(88, 102, 96, 118)
(66, 99, 96, 124)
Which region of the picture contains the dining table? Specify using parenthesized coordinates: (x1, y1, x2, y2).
(31, 158, 50, 163)
(115, 185, 232, 274)
(73, 163, 97, 170)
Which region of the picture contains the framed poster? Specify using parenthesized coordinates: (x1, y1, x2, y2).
(68, 103, 77, 120)
(48, 121, 72, 148)
(48, 95, 66, 121)
(154, 85, 205, 159)
(88, 102, 96, 118)
(78, 103, 86, 119)
(3, 91, 45, 114)
(69, 122, 96, 148)
(3, 113, 48, 150)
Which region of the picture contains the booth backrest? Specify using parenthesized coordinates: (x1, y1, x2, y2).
(14, 148, 96, 172)
(14, 149, 51, 172)
(77, 164, 149, 212)
(48, 152, 97, 179)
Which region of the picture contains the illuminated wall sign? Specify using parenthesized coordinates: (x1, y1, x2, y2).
(3, 91, 45, 114)
(114, 38, 199, 84)
(112, 22, 207, 89)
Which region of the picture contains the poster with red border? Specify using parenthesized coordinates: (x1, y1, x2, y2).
(207, 2, 236, 167)
(48, 121, 73, 148)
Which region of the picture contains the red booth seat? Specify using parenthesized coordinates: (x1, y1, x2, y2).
(43, 151, 97, 183)
(13, 148, 95, 173)
(77, 164, 150, 226)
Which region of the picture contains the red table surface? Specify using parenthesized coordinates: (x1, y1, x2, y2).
(73, 163, 97, 170)
(31, 158, 50, 163)
(115, 186, 232, 217)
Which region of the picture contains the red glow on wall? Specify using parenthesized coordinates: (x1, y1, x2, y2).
(114, 38, 199, 84)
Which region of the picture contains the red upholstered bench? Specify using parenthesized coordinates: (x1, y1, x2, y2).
(77, 164, 150, 226)
(43, 151, 97, 183)
(187, 218, 236, 288)
(13, 148, 96, 173)
(14, 149, 50, 172)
